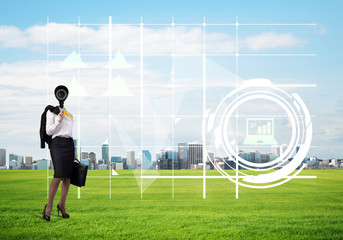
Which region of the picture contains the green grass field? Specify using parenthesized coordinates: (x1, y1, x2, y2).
(0, 170, 342, 239)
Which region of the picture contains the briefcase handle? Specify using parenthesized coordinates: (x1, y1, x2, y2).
(74, 159, 81, 164)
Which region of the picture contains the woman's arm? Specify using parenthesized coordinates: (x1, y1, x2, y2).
(46, 110, 62, 136)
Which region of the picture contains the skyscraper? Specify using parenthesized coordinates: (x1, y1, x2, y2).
(25, 156, 33, 169)
(111, 156, 122, 163)
(89, 152, 96, 167)
(158, 148, 179, 170)
(81, 151, 89, 160)
(102, 139, 109, 165)
(126, 150, 135, 169)
(73, 139, 80, 158)
(178, 143, 188, 169)
(0, 148, 6, 166)
(280, 144, 287, 156)
(188, 142, 203, 169)
(36, 159, 49, 170)
(272, 145, 280, 156)
(89, 152, 96, 161)
(142, 150, 152, 170)
(122, 157, 127, 169)
(207, 152, 214, 162)
(9, 154, 23, 169)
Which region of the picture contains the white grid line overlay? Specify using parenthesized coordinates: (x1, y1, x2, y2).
(235, 16, 239, 199)
(45, 16, 317, 199)
(140, 17, 144, 199)
(108, 16, 112, 199)
(202, 17, 207, 199)
(46, 16, 49, 199)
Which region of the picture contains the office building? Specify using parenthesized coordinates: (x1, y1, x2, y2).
(98, 159, 104, 164)
(89, 152, 96, 161)
(178, 143, 188, 169)
(73, 139, 79, 157)
(97, 164, 107, 170)
(111, 156, 122, 163)
(188, 142, 202, 169)
(9, 154, 23, 169)
(280, 144, 287, 156)
(88, 163, 94, 170)
(142, 150, 152, 170)
(261, 154, 270, 163)
(158, 148, 179, 170)
(37, 159, 49, 170)
(102, 139, 109, 165)
(81, 151, 89, 160)
(89, 152, 96, 167)
(127, 150, 135, 169)
(272, 145, 280, 156)
(25, 156, 33, 169)
(0, 149, 6, 166)
(9, 160, 17, 169)
(32, 164, 37, 170)
(121, 157, 127, 169)
(207, 152, 215, 169)
(115, 162, 123, 170)
(224, 159, 241, 170)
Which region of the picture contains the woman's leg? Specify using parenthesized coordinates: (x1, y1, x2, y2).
(59, 178, 70, 213)
(46, 177, 62, 216)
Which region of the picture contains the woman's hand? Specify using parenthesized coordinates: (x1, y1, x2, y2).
(57, 112, 63, 123)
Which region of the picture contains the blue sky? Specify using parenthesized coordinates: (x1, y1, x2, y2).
(0, 0, 342, 165)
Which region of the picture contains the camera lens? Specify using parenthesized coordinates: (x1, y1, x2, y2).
(57, 90, 66, 99)
(54, 85, 69, 103)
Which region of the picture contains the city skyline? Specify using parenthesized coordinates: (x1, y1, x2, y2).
(2, 139, 341, 170)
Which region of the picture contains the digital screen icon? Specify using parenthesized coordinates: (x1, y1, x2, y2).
(243, 118, 277, 145)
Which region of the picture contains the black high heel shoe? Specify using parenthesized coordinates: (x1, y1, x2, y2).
(57, 203, 70, 218)
(42, 204, 50, 222)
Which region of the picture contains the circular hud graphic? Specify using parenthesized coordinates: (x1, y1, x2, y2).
(205, 79, 312, 188)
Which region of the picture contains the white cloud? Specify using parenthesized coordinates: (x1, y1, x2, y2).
(0, 26, 27, 48)
(0, 23, 304, 54)
(243, 32, 304, 51)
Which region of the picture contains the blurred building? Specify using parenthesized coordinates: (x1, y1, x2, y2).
(0, 148, 6, 166)
(73, 139, 79, 158)
(121, 157, 127, 169)
(224, 158, 241, 170)
(127, 150, 135, 170)
(271, 145, 280, 156)
(97, 164, 107, 170)
(280, 144, 287, 156)
(142, 150, 152, 170)
(81, 151, 89, 160)
(9, 154, 23, 169)
(25, 156, 33, 169)
(102, 139, 109, 165)
(89, 152, 96, 168)
(178, 143, 188, 169)
(98, 159, 104, 164)
(9, 159, 17, 169)
(158, 148, 179, 170)
(188, 142, 202, 169)
(115, 162, 123, 170)
(36, 159, 49, 170)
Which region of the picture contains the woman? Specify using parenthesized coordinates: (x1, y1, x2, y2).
(42, 86, 75, 222)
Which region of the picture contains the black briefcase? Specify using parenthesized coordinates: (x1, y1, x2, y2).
(70, 159, 88, 187)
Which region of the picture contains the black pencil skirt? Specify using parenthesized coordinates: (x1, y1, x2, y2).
(50, 136, 75, 179)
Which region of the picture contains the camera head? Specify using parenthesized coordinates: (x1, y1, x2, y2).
(54, 85, 69, 108)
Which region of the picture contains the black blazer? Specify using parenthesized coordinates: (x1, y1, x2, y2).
(40, 105, 60, 149)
